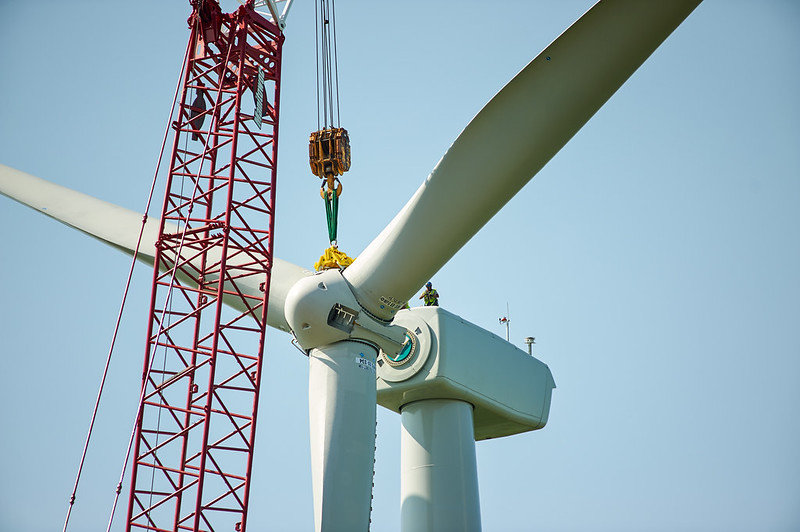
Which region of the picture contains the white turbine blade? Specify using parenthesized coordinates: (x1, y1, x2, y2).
(344, 0, 702, 320)
(0, 163, 310, 331)
(0, 163, 163, 260)
(308, 341, 378, 531)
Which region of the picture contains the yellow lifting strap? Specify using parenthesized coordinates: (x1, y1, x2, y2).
(315, 245, 355, 272)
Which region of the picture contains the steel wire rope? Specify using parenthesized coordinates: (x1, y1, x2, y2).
(321, 0, 330, 127)
(104, 23, 240, 532)
(328, 0, 337, 127)
(331, 0, 341, 127)
(313, 0, 342, 132)
(325, 0, 330, 127)
(316, 0, 340, 129)
(61, 31, 192, 532)
(324, 0, 333, 127)
(314, 0, 320, 131)
(317, 0, 325, 127)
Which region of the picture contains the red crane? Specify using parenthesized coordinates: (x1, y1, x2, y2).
(125, 2, 283, 530)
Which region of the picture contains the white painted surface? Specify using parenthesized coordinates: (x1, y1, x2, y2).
(400, 399, 481, 532)
(308, 341, 378, 531)
(284, 268, 405, 352)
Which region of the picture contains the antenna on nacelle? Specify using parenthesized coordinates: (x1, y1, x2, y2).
(524, 336, 536, 356)
(499, 302, 510, 342)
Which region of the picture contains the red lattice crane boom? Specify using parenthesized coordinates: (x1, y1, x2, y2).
(125, 2, 283, 530)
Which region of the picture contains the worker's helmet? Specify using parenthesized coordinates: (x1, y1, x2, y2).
(426, 282, 432, 289)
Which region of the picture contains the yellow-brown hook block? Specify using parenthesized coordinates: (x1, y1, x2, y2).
(309, 127, 351, 178)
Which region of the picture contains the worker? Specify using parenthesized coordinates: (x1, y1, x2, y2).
(419, 282, 439, 306)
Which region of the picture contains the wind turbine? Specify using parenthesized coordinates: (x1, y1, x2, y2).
(7, 0, 780, 528)
(286, 3, 703, 529)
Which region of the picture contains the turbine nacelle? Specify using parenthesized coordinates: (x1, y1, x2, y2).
(285, 270, 556, 439)
(377, 307, 556, 440)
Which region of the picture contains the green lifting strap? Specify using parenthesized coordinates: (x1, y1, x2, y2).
(323, 191, 339, 243)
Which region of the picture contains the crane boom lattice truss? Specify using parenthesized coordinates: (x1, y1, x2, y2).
(126, 4, 283, 531)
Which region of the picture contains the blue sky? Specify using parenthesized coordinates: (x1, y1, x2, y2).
(1, 1, 798, 531)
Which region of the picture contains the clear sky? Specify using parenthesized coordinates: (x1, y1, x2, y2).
(1, 1, 798, 531)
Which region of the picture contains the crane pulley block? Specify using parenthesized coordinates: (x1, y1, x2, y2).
(190, 0, 223, 47)
(309, 127, 351, 179)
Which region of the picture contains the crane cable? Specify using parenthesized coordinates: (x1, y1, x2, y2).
(61, 29, 193, 532)
(315, 0, 341, 130)
(312, 0, 354, 271)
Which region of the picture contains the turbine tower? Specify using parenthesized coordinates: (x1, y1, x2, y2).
(0, 1, 703, 530)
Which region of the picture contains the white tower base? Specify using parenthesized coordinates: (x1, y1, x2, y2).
(400, 399, 481, 532)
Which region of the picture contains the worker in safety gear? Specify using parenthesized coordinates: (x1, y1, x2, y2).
(419, 282, 439, 306)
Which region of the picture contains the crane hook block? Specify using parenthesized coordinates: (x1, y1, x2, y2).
(309, 127, 351, 178)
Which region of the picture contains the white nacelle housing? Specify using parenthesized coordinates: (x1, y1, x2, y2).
(377, 307, 556, 440)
